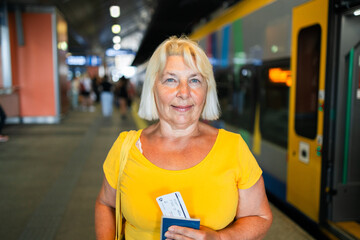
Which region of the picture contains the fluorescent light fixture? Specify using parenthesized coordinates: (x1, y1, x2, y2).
(66, 56, 86, 66)
(105, 48, 135, 57)
(114, 43, 121, 50)
(354, 9, 360, 16)
(110, 6, 120, 18)
(113, 36, 121, 44)
(112, 24, 121, 34)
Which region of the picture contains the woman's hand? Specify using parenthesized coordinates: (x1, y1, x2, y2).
(165, 225, 221, 240)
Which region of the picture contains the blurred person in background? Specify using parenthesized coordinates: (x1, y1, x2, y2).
(71, 76, 80, 110)
(0, 104, 8, 142)
(92, 76, 101, 103)
(100, 75, 114, 117)
(115, 76, 130, 119)
(80, 73, 95, 112)
(126, 79, 136, 110)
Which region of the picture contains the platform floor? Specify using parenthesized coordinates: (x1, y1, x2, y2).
(0, 105, 315, 240)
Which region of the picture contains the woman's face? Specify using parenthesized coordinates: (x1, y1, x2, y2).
(154, 55, 207, 128)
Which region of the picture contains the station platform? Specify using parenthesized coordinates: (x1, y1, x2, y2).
(0, 104, 315, 240)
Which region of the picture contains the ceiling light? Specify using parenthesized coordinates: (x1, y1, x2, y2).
(57, 41, 68, 51)
(113, 43, 121, 50)
(113, 36, 121, 44)
(110, 6, 120, 18)
(354, 9, 360, 16)
(112, 24, 121, 34)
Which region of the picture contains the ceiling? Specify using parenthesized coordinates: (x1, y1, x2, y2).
(5, 0, 241, 66)
(5, 0, 360, 66)
(6, 0, 157, 55)
(132, 0, 241, 65)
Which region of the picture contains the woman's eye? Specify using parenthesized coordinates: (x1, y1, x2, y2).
(162, 77, 177, 83)
(162, 78, 178, 86)
(189, 78, 201, 85)
(166, 78, 176, 83)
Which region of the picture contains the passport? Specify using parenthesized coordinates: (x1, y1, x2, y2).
(160, 216, 200, 240)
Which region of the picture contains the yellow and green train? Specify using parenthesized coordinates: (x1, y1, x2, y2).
(188, 0, 360, 239)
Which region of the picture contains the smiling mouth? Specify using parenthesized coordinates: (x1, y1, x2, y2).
(171, 105, 193, 112)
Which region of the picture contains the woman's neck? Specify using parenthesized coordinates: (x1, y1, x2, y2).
(154, 120, 202, 139)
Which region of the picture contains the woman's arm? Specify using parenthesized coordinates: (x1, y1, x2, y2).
(218, 176, 273, 239)
(165, 176, 272, 240)
(95, 176, 117, 240)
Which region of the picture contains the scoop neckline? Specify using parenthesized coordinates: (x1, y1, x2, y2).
(132, 128, 223, 173)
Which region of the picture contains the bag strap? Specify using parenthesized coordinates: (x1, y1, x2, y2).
(115, 130, 140, 240)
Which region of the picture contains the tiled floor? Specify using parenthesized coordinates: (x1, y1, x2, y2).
(0, 105, 314, 240)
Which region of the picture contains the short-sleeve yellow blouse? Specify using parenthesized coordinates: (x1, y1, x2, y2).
(103, 128, 262, 240)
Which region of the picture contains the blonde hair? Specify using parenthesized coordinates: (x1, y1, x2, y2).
(138, 36, 220, 120)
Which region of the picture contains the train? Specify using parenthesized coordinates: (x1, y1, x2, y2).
(184, 0, 359, 239)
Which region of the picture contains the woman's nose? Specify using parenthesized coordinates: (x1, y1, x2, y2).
(176, 81, 190, 98)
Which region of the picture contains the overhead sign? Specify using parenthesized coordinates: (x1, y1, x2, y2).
(87, 55, 102, 66)
(66, 55, 102, 66)
(105, 48, 136, 57)
(66, 56, 86, 66)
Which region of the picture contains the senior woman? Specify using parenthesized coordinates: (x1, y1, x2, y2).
(95, 36, 272, 240)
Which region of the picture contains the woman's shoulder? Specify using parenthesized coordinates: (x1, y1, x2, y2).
(218, 128, 240, 139)
(197, 124, 243, 149)
(110, 131, 130, 148)
(215, 128, 244, 149)
(116, 129, 142, 142)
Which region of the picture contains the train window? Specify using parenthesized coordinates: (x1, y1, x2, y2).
(215, 69, 232, 104)
(234, 66, 257, 132)
(295, 24, 321, 139)
(224, 66, 257, 132)
(215, 67, 234, 121)
(260, 61, 290, 148)
(216, 66, 256, 133)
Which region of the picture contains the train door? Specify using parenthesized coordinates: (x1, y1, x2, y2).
(327, 3, 360, 238)
(330, 41, 360, 238)
(287, 0, 328, 222)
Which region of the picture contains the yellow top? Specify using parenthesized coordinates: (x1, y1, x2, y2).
(103, 129, 262, 240)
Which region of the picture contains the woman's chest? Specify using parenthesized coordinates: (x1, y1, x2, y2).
(141, 139, 214, 170)
(121, 153, 239, 231)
